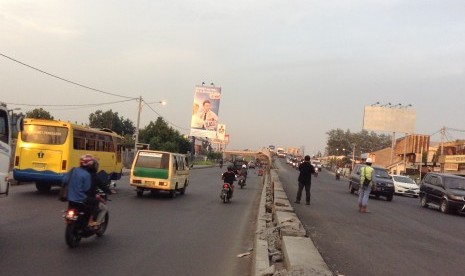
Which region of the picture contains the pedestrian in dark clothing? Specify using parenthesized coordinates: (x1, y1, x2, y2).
(295, 155, 315, 205)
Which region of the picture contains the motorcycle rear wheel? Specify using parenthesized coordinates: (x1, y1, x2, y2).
(96, 213, 109, 237)
(65, 223, 81, 248)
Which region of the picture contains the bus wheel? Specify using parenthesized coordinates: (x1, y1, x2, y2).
(36, 182, 51, 193)
(136, 188, 144, 197)
(170, 185, 178, 198)
(180, 182, 187, 195)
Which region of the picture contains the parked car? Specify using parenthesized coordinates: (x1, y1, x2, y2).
(419, 173, 465, 214)
(392, 175, 419, 197)
(349, 164, 395, 201)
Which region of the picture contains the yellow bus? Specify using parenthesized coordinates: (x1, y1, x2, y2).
(130, 150, 189, 198)
(13, 119, 124, 192)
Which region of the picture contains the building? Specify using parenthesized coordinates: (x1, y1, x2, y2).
(367, 134, 430, 175)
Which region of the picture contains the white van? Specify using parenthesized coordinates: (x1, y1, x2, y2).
(130, 150, 189, 198)
(0, 103, 12, 197)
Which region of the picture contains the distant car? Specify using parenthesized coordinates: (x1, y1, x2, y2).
(248, 161, 255, 169)
(349, 164, 395, 201)
(391, 175, 419, 197)
(419, 173, 465, 214)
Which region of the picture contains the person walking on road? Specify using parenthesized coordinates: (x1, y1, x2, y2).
(295, 155, 315, 205)
(359, 158, 374, 213)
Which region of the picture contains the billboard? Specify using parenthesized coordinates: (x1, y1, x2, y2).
(211, 125, 227, 145)
(216, 124, 226, 141)
(363, 106, 416, 133)
(190, 85, 221, 138)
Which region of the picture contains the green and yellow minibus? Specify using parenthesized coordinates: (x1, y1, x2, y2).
(130, 150, 189, 198)
(13, 119, 124, 192)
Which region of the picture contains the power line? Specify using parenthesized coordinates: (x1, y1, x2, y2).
(142, 99, 189, 131)
(47, 99, 135, 111)
(7, 99, 134, 108)
(0, 52, 136, 100)
(446, 127, 465, 133)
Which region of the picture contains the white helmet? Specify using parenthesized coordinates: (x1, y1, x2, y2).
(242, 164, 247, 168)
(366, 158, 373, 164)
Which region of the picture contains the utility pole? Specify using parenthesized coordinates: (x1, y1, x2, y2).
(440, 126, 445, 156)
(134, 96, 142, 152)
(390, 131, 396, 165)
(419, 146, 423, 182)
(440, 126, 446, 173)
(352, 144, 356, 171)
(403, 133, 408, 174)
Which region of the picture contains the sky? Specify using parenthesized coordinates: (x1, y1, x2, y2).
(1, 0, 465, 155)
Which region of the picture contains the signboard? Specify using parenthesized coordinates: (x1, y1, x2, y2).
(444, 155, 465, 164)
(190, 85, 221, 139)
(363, 106, 416, 133)
(444, 163, 459, 171)
(216, 124, 226, 141)
(211, 131, 229, 145)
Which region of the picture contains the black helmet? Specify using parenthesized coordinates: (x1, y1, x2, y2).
(227, 166, 234, 171)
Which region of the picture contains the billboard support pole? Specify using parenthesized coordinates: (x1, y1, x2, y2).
(390, 132, 396, 165)
(403, 133, 408, 173)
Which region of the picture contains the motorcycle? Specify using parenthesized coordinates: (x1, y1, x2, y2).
(220, 183, 233, 203)
(336, 170, 341, 180)
(63, 190, 109, 248)
(236, 172, 246, 189)
(314, 167, 319, 177)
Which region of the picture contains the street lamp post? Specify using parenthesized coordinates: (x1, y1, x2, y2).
(134, 96, 142, 152)
(134, 97, 167, 152)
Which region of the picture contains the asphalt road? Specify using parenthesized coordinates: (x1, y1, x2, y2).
(0, 167, 261, 276)
(276, 159, 465, 276)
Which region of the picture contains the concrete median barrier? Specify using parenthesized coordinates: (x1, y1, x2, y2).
(252, 162, 332, 275)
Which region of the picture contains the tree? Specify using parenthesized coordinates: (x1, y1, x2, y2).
(138, 117, 190, 153)
(89, 109, 135, 136)
(326, 128, 391, 156)
(26, 108, 54, 120)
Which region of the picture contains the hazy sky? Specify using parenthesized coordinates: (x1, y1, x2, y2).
(1, 0, 465, 154)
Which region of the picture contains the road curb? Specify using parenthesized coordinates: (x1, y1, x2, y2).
(253, 170, 272, 276)
(252, 167, 333, 275)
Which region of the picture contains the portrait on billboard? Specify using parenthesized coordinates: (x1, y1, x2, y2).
(190, 85, 221, 138)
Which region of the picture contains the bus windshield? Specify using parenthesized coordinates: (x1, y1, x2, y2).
(21, 125, 68, 145)
(0, 110, 8, 144)
(135, 152, 170, 169)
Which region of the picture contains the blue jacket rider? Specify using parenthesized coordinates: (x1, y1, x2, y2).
(62, 155, 93, 203)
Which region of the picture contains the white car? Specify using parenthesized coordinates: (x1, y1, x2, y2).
(391, 175, 419, 197)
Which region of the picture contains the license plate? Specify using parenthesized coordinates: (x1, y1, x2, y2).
(145, 181, 155, 185)
(33, 163, 46, 170)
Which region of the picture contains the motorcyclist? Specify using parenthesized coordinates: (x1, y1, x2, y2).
(336, 168, 341, 180)
(61, 155, 94, 219)
(219, 159, 223, 169)
(222, 166, 236, 197)
(240, 164, 248, 181)
(86, 159, 112, 227)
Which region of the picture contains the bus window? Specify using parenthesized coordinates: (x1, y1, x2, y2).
(21, 125, 68, 145)
(135, 152, 170, 169)
(116, 144, 123, 163)
(0, 110, 8, 144)
(173, 156, 178, 171)
(73, 130, 85, 150)
(179, 156, 184, 170)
